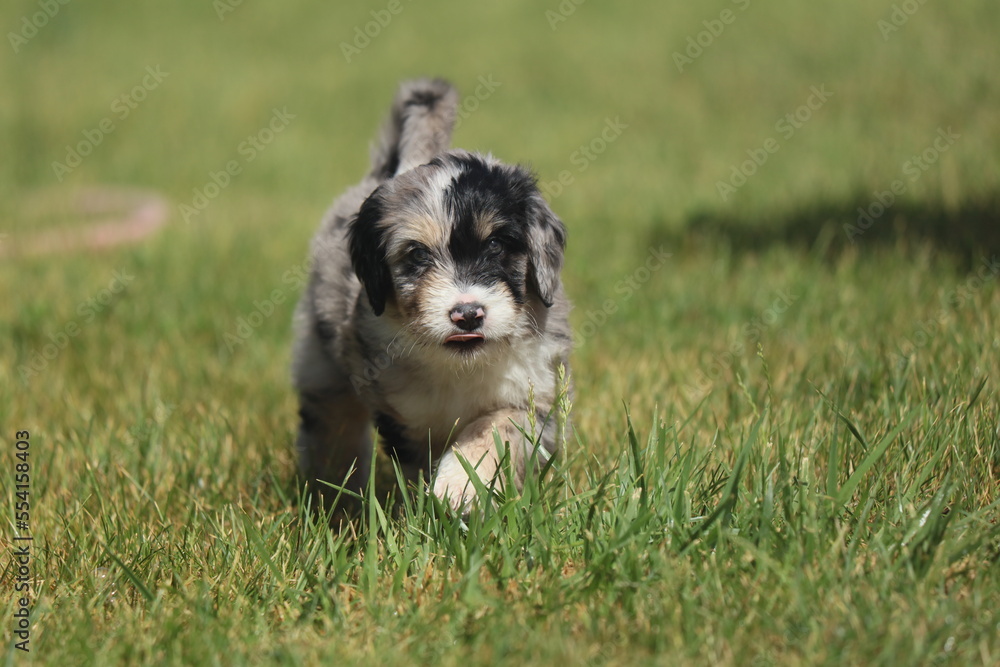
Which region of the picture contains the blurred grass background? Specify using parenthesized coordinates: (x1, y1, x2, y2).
(1, 0, 999, 664)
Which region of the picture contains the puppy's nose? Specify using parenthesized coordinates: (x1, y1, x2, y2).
(450, 303, 486, 331)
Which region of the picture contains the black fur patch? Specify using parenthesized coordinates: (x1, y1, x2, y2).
(404, 90, 439, 110)
(375, 412, 420, 465)
(378, 146, 400, 179)
(439, 155, 538, 303)
(315, 317, 337, 342)
(440, 154, 535, 225)
(297, 407, 316, 433)
(348, 191, 393, 315)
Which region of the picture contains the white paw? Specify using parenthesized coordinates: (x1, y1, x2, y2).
(431, 450, 480, 512)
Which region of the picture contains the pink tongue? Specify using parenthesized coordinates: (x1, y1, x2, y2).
(445, 333, 485, 343)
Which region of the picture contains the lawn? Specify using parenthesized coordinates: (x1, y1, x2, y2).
(2, 0, 999, 664)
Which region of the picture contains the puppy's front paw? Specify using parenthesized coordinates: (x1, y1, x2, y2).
(431, 450, 483, 513)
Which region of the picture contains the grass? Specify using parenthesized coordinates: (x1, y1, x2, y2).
(2, 0, 999, 664)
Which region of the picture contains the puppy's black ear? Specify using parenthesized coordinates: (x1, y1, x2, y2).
(348, 191, 393, 316)
(527, 196, 566, 308)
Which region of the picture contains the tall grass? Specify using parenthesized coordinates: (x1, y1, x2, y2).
(2, 0, 999, 664)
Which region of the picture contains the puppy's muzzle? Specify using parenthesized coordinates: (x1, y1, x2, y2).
(445, 300, 487, 347)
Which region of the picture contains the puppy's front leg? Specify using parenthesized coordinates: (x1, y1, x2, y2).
(432, 408, 543, 511)
(296, 390, 373, 515)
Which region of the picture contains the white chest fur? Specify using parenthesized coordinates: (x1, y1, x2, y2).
(383, 338, 557, 448)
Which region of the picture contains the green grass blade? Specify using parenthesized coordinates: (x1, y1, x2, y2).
(835, 413, 915, 507)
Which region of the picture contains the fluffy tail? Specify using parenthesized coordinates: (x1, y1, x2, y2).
(369, 78, 459, 179)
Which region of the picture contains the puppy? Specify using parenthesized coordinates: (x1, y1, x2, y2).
(291, 78, 572, 513)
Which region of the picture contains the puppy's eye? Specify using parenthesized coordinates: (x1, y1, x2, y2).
(485, 238, 504, 256)
(408, 246, 431, 264)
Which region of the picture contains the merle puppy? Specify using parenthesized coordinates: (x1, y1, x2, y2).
(292, 78, 572, 512)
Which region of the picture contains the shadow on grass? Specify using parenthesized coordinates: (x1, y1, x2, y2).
(655, 193, 1000, 269)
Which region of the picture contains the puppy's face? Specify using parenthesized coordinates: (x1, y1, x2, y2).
(349, 152, 565, 362)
